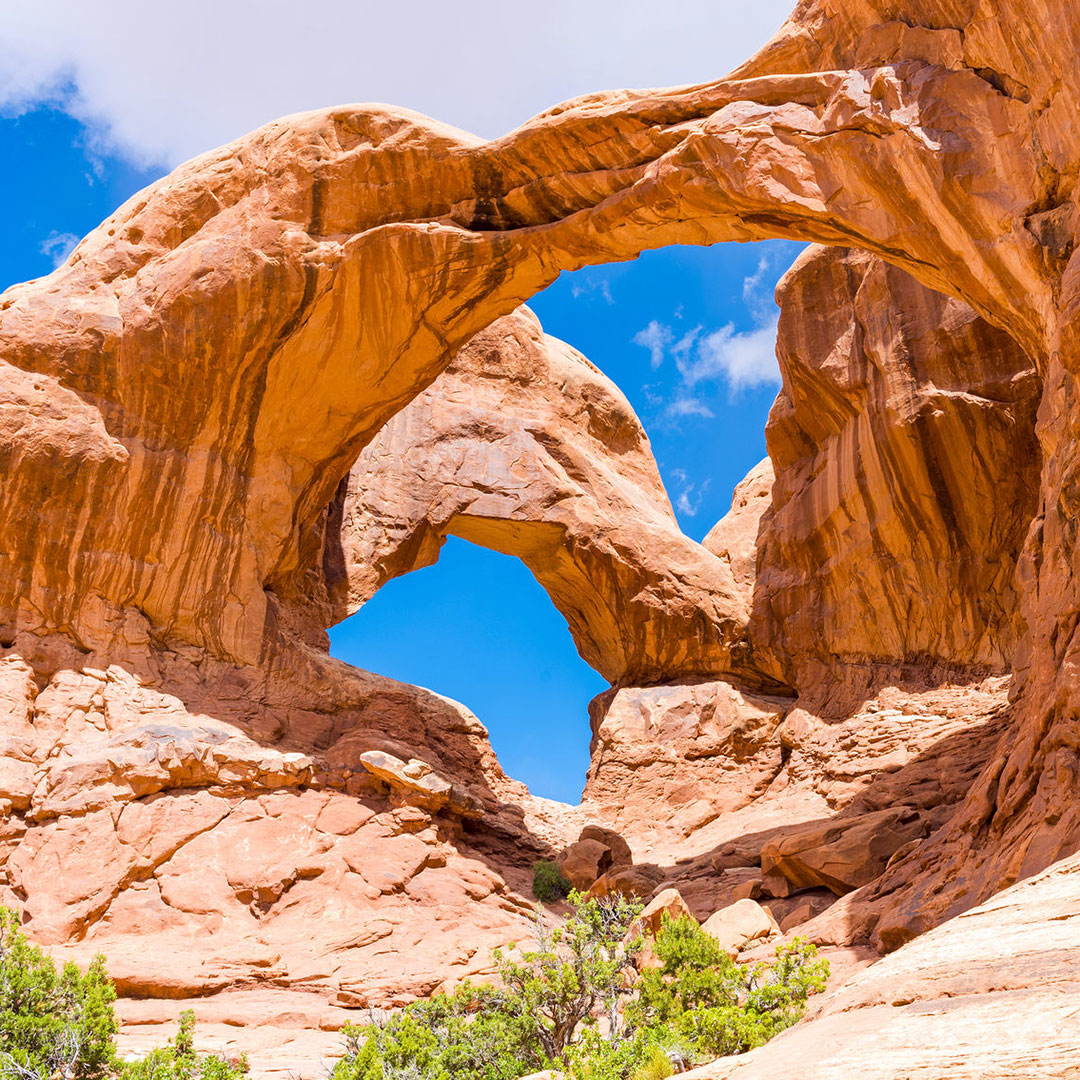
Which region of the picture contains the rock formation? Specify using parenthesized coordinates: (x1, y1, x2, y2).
(754, 244, 1041, 704)
(1, 0, 1080, 1072)
(686, 852, 1080, 1080)
(326, 306, 759, 687)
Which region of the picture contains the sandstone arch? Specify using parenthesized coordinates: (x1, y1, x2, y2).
(1, 0, 1080, 1067)
(0, 0, 1062, 670)
(324, 305, 774, 689)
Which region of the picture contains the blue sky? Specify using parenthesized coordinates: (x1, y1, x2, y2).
(1, 5, 802, 801)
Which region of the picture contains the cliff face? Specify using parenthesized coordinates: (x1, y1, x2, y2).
(757, 244, 1042, 704)
(1, 0, 1080, 1071)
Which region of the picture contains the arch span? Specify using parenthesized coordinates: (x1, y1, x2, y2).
(0, 0, 1059, 666)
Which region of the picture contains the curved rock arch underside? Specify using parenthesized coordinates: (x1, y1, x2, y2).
(2, 0, 1080, 1072)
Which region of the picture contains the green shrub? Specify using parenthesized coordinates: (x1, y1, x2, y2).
(627, 916, 830, 1059)
(0, 907, 117, 1080)
(0, 908, 247, 1080)
(119, 1011, 248, 1080)
(628, 1045, 674, 1080)
(333, 892, 643, 1080)
(532, 860, 572, 903)
(333, 897, 829, 1080)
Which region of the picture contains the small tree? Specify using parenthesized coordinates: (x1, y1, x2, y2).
(0, 909, 116, 1080)
(493, 891, 643, 1061)
(333, 893, 643, 1080)
(627, 916, 829, 1058)
(334, 901, 830, 1080)
(120, 1010, 248, 1080)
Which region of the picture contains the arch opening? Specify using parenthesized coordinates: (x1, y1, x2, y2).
(326, 240, 801, 800)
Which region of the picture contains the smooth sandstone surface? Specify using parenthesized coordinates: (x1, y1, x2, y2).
(0, 0, 1079, 1073)
(686, 853, 1080, 1080)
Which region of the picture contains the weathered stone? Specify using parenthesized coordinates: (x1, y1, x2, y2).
(556, 839, 612, 891)
(685, 853, 1080, 1080)
(588, 863, 665, 901)
(732, 878, 763, 902)
(331, 307, 753, 688)
(761, 809, 928, 897)
(358, 750, 482, 818)
(1, 0, 1080, 1071)
(636, 889, 694, 938)
(701, 899, 780, 956)
(578, 826, 633, 869)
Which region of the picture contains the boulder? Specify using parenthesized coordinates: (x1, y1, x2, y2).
(578, 825, 633, 869)
(636, 889, 694, 938)
(732, 878, 763, 902)
(555, 838, 613, 891)
(701, 900, 781, 956)
(760, 809, 928, 896)
(588, 863, 664, 900)
(358, 751, 482, 819)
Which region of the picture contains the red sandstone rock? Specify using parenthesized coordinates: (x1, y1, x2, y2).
(636, 889, 694, 938)
(556, 839, 612, 891)
(686, 853, 1080, 1080)
(760, 809, 928, 897)
(701, 899, 780, 956)
(0, 0, 1078, 1071)
(751, 245, 1040, 703)
(330, 307, 755, 688)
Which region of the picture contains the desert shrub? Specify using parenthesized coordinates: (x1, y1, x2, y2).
(0, 909, 246, 1080)
(333, 896, 829, 1080)
(627, 1045, 674, 1080)
(333, 892, 642, 1080)
(0, 908, 117, 1080)
(627, 916, 830, 1058)
(119, 1010, 248, 1080)
(532, 860, 572, 903)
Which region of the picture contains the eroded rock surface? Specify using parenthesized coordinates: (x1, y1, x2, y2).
(687, 853, 1080, 1080)
(753, 244, 1041, 703)
(328, 306, 756, 687)
(1, 0, 1080, 1072)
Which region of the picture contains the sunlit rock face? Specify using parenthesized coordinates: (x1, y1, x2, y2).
(326, 305, 762, 689)
(1, 0, 1080, 1070)
(755, 244, 1042, 705)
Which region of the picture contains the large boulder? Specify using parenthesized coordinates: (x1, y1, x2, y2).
(701, 900, 781, 956)
(760, 809, 928, 896)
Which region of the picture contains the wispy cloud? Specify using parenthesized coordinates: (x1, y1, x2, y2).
(570, 277, 614, 304)
(40, 231, 79, 267)
(667, 397, 715, 419)
(633, 320, 673, 370)
(631, 254, 784, 408)
(670, 468, 711, 516)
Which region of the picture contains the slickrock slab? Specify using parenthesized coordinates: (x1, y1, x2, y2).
(684, 853, 1080, 1079)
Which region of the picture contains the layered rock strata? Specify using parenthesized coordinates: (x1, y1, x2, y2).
(0, 0, 1079, 1072)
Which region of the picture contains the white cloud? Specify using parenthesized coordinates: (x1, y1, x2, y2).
(571, 278, 614, 305)
(669, 469, 711, 516)
(681, 317, 781, 393)
(39, 231, 79, 267)
(0, 1, 796, 167)
(667, 397, 715, 419)
(671, 325, 702, 359)
(633, 320, 674, 370)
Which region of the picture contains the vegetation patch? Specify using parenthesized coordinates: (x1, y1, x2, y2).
(0, 909, 246, 1080)
(332, 892, 829, 1080)
(532, 860, 573, 904)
